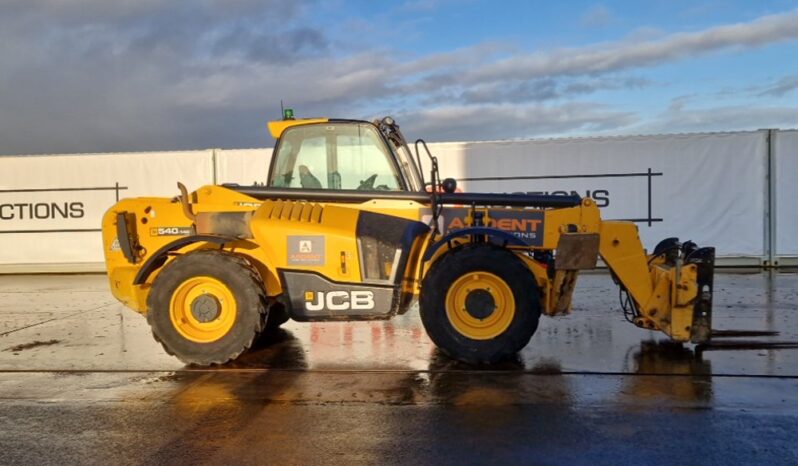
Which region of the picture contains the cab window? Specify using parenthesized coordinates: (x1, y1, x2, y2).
(268, 123, 403, 191)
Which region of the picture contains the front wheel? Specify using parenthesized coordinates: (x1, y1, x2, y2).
(419, 244, 541, 364)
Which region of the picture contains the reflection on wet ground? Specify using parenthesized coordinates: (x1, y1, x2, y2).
(1, 272, 796, 376)
(1, 272, 797, 464)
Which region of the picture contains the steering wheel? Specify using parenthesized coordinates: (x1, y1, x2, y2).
(357, 173, 378, 190)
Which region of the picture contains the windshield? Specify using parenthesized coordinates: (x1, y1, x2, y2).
(268, 123, 404, 191)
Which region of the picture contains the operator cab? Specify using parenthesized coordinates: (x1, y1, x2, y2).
(267, 119, 424, 193)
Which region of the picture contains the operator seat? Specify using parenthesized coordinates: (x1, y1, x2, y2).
(298, 165, 322, 189)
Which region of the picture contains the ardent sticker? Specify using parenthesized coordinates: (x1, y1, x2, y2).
(441, 207, 545, 246)
(287, 235, 325, 266)
(150, 226, 193, 236)
(110, 238, 121, 251)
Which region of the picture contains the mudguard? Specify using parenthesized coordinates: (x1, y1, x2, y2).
(422, 227, 527, 261)
(133, 235, 237, 285)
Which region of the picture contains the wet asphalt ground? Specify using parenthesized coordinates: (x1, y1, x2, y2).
(0, 272, 797, 465)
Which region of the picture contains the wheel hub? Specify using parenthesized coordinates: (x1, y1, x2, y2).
(190, 294, 221, 323)
(444, 271, 516, 340)
(169, 276, 237, 343)
(464, 289, 496, 319)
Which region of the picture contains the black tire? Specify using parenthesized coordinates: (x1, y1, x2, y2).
(146, 250, 267, 366)
(265, 301, 290, 331)
(254, 301, 291, 347)
(419, 244, 541, 365)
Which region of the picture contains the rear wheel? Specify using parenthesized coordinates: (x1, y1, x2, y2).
(147, 250, 267, 366)
(420, 244, 541, 364)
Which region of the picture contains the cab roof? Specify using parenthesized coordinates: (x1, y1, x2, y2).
(267, 118, 374, 139)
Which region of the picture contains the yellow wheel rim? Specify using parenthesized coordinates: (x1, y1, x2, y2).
(169, 276, 237, 343)
(445, 271, 515, 340)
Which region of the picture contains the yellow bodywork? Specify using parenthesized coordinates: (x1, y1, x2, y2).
(103, 185, 426, 314)
(267, 118, 329, 138)
(103, 188, 698, 342)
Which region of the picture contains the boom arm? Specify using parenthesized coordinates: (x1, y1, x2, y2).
(599, 222, 654, 306)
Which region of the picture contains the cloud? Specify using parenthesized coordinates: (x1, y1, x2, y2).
(212, 26, 329, 63)
(756, 75, 798, 98)
(0, 3, 797, 154)
(0, 0, 331, 154)
(398, 0, 441, 13)
(580, 4, 613, 28)
(463, 9, 798, 84)
(394, 103, 638, 141)
(0, 0, 319, 64)
(459, 80, 559, 104)
(637, 101, 798, 134)
(456, 76, 651, 104)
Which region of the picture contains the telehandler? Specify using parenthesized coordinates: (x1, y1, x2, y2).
(102, 114, 715, 365)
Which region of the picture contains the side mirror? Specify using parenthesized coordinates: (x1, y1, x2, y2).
(441, 178, 457, 193)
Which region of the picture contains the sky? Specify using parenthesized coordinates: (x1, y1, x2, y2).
(0, 0, 797, 154)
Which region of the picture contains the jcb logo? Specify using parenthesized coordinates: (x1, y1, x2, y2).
(304, 291, 375, 311)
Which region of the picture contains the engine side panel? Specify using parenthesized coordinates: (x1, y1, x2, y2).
(279, 270, 397, 321)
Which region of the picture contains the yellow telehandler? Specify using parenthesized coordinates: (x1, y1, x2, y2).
(102, 114, 715, 365)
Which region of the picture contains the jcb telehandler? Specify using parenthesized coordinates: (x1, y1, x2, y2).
(102, 114, 715, 365)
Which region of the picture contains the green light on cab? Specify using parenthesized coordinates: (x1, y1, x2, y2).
(283, 108, 295, 120)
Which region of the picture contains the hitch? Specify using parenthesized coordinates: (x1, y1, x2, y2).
(687, 246, 715, 343)
(619, 237, 717, 344)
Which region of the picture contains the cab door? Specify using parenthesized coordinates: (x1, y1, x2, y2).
(265, 122, 429, 319)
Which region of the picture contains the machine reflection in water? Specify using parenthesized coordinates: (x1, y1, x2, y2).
(623, 339, 713, 405)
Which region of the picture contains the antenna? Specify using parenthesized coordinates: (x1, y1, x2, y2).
(280, 100, 284, 118)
